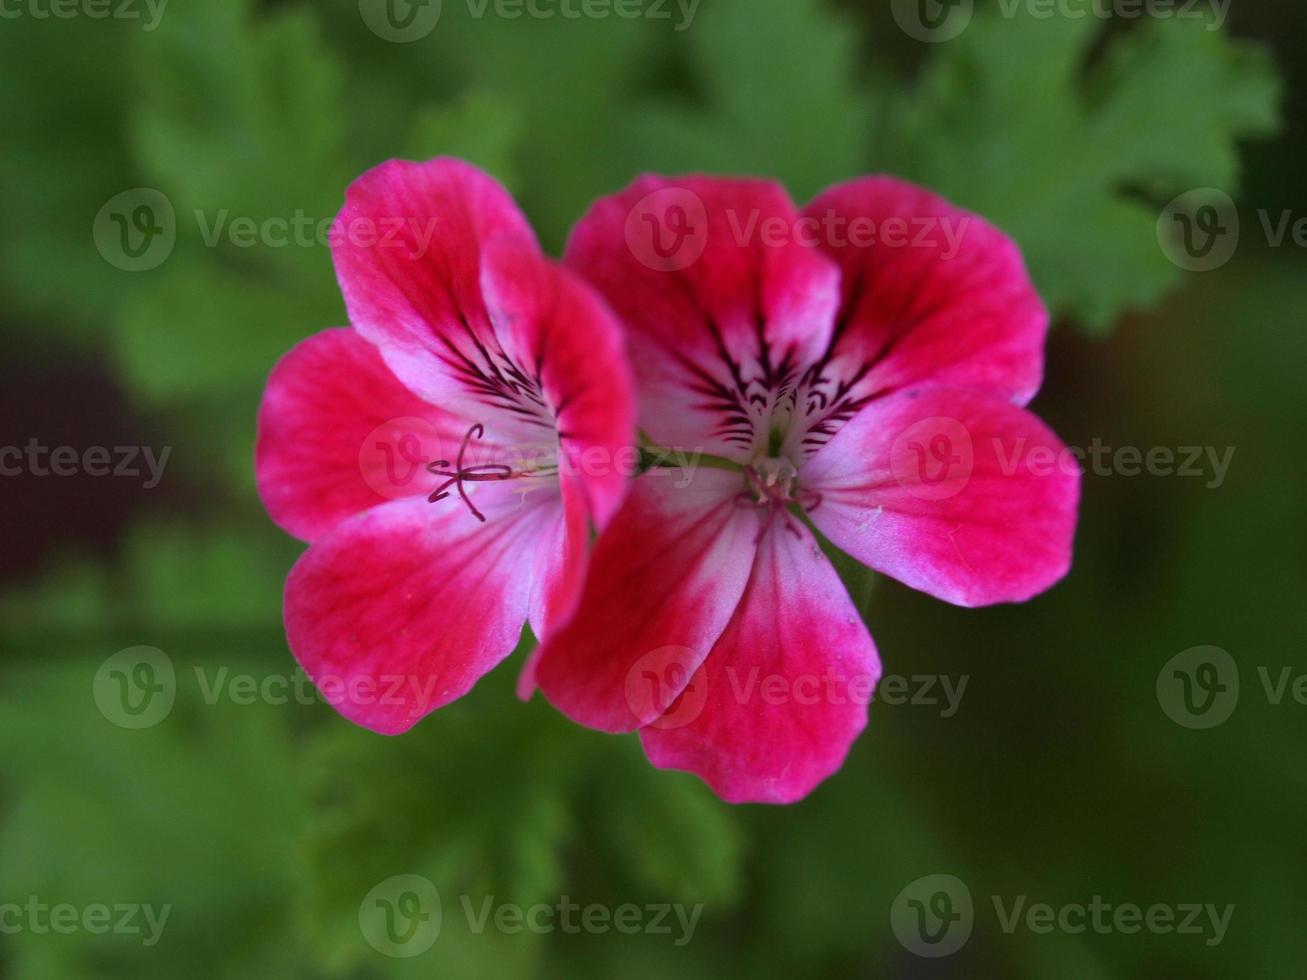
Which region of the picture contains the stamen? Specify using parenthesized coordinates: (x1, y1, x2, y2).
(426, 423, 513, 523)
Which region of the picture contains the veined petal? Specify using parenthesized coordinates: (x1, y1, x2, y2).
(480, 238, 636, 530)
(330, 157, 548, 440)
(283, 486, 562, 734)
(565, 175, 840, 461)
(515, 471, 589, 701)
(787, 178, 1047, 458)
(255, 327, 465, 542)
(802, 387, 1080, 607)
(533, 468, 761, 732)
(640, 520, 881, 804)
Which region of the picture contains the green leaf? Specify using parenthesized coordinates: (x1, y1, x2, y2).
(627, 0, 874, 201)
(882, 1, 1280, 332)
(408, 93, 525, 192)
(131, 0, 348, 223)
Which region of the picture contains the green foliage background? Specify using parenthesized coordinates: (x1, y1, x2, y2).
(0, 0, 1302, 976)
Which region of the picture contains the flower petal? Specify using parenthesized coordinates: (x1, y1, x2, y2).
(515, 472, 589, 701)
(565, 175, 840, 461)
(533, 467, 761, 732)
(788, 177, 1047, 458)
(255, 327, 464, 542)
(283, 486, 560, 734)
(330, 157, 545, 435)
(480, 238, 636, 530)
(802, 387, 1080, 607)
(640, 520, 881, 804)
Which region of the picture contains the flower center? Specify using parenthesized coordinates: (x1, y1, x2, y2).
(744, 456, 799, 507)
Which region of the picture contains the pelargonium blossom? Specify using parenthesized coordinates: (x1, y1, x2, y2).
(256, 158, 634, 734)
(530, 175, 1080, 803)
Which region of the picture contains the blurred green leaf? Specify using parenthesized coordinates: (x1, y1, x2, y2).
(627, 0, 874, 201)
(882, 0, 1280, 332)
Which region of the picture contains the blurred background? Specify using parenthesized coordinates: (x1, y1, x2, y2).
(1, 0, 1303, 976)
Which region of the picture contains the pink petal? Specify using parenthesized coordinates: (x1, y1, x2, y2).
(640, 520, 881, 804)
(797, 178, 1047, 433)
(801, 387, 1080, 607)
(480, 238, 637, 530)
(565, 175, 841, 461)
(514, 472, 588, 702)
(533, 468, 761, 732)
(284, 487, 564, 734)
(255, 327, 465, 542)
(526, 471, 590, 641)
(330, 157, 546, 437)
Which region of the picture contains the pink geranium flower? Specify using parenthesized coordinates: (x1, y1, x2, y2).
(530, 175, 1080, 803)
(256, 159, 634, 734)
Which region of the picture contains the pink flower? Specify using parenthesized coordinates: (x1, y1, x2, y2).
(255, 159, 635, 734)
(530, 176, 1080, 803)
